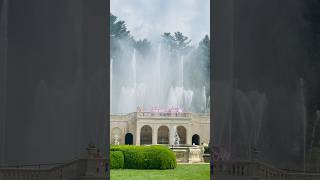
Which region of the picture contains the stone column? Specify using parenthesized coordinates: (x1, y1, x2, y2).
(152, 125, 158, 144)
(187, 124, 192, 145)
(136, 124, 141, 145)
(169, 125, 175, 145)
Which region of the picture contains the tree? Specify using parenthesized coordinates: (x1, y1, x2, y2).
(173, 32, 192, 54)
(134, 39, 151, 58)
(198, 35, 210, 87)
(110, 13, 135, 61)
(161, 32, 192, 58)
(110, 13, 130, 39)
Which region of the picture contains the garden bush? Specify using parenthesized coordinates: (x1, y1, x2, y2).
(204, 146, 210, 154)
(110, 151, 124, 169)
(110, 145, 177, 169)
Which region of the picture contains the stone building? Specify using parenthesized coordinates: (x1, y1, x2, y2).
(110, 112, 210, 146)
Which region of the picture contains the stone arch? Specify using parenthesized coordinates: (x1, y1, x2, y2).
(125, 133, 133, 145)
(157, 126, 169, 144)
(177, 126, 187, 144)
(111, 127, 122, 145)
(140, 125, 152, 145)
(192, 134, 200, 145)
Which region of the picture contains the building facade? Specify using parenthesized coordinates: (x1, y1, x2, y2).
(110, 112, 210, 146)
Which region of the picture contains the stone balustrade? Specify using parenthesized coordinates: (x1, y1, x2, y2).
(0, 158, 107, 180)
(135, 111, 192, 118)
(213, 161, 320, 180)
(2, 158, 320, 180)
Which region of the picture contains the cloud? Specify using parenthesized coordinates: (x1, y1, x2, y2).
(111, 0, 210, 45)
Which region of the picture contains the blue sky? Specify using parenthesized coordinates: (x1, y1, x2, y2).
(111, 0, 210, 45)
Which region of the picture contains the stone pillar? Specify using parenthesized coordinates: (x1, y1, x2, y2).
(169, 125, 175, 145)
(187, 124, 192, 145)
(136, 124, 141, 145)
(152, 125, 158, 144)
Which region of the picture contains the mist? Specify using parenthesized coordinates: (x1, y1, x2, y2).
(111, 33, 210, 114)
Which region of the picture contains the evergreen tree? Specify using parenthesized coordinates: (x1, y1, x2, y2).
(161, 31, 192, 58)
(134, 39, 151, 58)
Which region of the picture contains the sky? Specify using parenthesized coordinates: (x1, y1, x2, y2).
(110, 0, 210, 45)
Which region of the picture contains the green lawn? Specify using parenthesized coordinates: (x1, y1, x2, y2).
(110, 164, 210, 180)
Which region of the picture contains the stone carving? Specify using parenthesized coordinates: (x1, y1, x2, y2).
(114, 134, 119, 145)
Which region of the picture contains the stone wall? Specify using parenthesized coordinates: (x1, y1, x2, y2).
(110, 112, 210, 145)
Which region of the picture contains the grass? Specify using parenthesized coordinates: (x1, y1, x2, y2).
(110, 164, 210, 180)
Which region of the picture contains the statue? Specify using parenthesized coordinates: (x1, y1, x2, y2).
(173, 126, 180, 146)
(114, 134, 119, 145)
(174, 132, 180, 146)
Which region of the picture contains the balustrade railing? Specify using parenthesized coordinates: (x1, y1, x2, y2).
(136, 111, 192, 118)
(0, 158, 107, 180)
(213, 161, 320, 180)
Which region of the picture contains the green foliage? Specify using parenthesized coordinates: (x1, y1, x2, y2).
(110, 13, 134, 61)
(161, 32, 192, 57)
(204, 146, 210, 154)
(134, 39, 151, 57)
(110, 13, 130, 39)
(110, 151, 124, 169)
(110, 145, 177, 169)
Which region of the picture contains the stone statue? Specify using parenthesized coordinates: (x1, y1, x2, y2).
(173, 126, 180, 146)
(174, 132, 180, 146)
(114, 134, 119, 145)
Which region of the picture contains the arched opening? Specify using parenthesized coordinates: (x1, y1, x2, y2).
(192, 134, 200, 145)
(125, 133, 133, 145)
(177, 126, 186, 144)
(111, 127, 122, 145)
(157, 126, 169, 144)
(140, 125, 152, 145)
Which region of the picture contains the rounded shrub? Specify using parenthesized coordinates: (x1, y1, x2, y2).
(110, 151, 124, 169)
(110, 145, 177, 169)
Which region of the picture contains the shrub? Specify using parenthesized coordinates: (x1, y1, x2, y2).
(110, 151, 124, 169)
(204, 146, 210, 154)
(110, 145, 177, 169)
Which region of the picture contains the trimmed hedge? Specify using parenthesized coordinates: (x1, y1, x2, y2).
(110, 151, 124, 169)
(110, 145, 177, 169)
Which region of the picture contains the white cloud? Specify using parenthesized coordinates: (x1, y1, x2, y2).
(111, 0, 210, 45)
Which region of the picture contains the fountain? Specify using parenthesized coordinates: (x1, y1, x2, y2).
(118, 49, 147, 113)
(206, 95, 210, 113)
(169, 126, 203, 163)
(112, 44, 202, 114)
(168, 55, 194, 111)
(110, 42, 208, 162)
(202, 86, 207, 113)
(110, 58, 113, 113)
(184, 90, 193, 111)
(232, 90, 267, 160)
